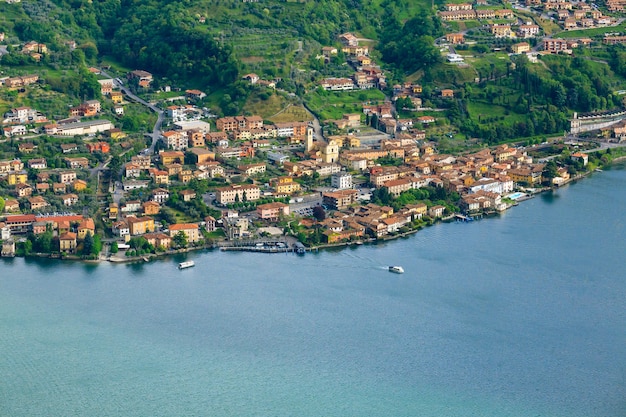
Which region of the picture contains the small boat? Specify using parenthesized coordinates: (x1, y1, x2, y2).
(389, 266, 404, 274)
(178, 261, 195, 269)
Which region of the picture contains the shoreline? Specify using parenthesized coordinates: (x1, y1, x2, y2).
(4, 158, 625, 264)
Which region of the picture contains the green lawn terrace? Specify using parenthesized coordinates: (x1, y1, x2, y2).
(304, 89, 386, 121)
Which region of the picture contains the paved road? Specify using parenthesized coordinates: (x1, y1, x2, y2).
(302, 101, 325, 143)
(100, 69, 165, 155)
(537, 137, 626, 162)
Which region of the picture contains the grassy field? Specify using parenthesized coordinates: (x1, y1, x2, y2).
(0, 85, 75, 119)
(466, 53, 512, 77)
(367, 0, 430, 21)
(98, 56, 133, 75)
(243, 92, 306, 121)
(555, 22, 626, 38)
(467, 100, 528, 126)
(205, 229, 226, 239)
(304, 89, 385, 120)
(426, 62, 477, 87)
(268, 104, 313, 123)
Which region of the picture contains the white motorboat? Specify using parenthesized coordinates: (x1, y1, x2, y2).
(178, 261, 195, 269)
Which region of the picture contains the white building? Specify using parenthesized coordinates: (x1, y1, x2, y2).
(161, 130, 188, 150)
(468, 178, 507, 195)
(122, 180, 150, 191)
(446, 53, 464, 63)
(174, 120, 211, 133)
(267, 152, 289, 165)
(45, 119, 113, 136)
(331, 171, 353, 190)
(2, 125, 27, 137)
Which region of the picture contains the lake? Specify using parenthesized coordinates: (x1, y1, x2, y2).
(1, 164, 625, 416)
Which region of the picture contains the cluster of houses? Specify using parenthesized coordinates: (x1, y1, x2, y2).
(295, 143, 538, 243)
(0, 74, 39, 89)
(487, 22, 542, 39)
(606, 0, 626, 11)
(1, 91, 588, 253)
(1, 68, 126, 138)
(21, 41, 47, 61)
(0, 213, 96, 256)
(550, 5, 614, 30)
(319, 33, 387, 91)
(159, 114, 312, 154)
(294, 142, 578, 243)
(438, 2, 516, 21)
(0, 156, 90, 212)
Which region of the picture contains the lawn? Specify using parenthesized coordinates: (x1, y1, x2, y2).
(367, 0, 430, 20)
(466, 53, 512, 76)
(243, 92, 303, 120)
(304, 89, 386, 120)
(205, 229, 226, 239)
(268, 104, 313, 123)
(468, 101, 527, 125)
(168, 207, 195, 224)
(0, 85, 75, 119)
(98, 56, 132, 75)
(555, 22, 626, 38)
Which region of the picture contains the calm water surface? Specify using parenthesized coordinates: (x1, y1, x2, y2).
(1, 164, 626, 416)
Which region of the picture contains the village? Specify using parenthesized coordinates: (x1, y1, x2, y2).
(1, 0, 626, 260)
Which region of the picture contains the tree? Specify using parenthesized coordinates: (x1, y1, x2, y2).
(92, 235, 102, 256)
(312, 205, 326, 221)
(0, 196, 4, 213)
(173, 231, 188, 248)
(39, 231, 53, 253)
(110, 241, 119, 254)
(83, 232, 94, 256)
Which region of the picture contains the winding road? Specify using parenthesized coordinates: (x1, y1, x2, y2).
(99, 69, 165, 155)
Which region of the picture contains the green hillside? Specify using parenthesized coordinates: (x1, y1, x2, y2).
(2, 0, 626, 143)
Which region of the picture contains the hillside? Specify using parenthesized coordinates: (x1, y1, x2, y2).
(2, 0, 626, 143)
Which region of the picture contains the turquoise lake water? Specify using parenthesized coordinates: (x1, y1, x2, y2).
(1, 164, 625, 416)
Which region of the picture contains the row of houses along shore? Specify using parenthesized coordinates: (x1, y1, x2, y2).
(2, 133, 589, 255)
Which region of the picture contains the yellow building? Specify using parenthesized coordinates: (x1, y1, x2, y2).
(178, 170, 193, 183)
(109, 203, 118, 220)
(169, 223, 200, 243)
(160, 151, 185, 165)
(126, 216, 155, 235)
(142, 201, 160, 216)
(321, 139, 339, 163)
(73, 179, 88, 191)
(154, 170, 169, 185)
(110, 91, 123, 103)
(59, 232, 77, 252)
(508, 168, 542, 185)
(512, 42, 531, 54)
(273, 177, 302, 195)
(108, 129, 127, 140)
(77, 218, 95, 240)
(8, 171, 28, 185)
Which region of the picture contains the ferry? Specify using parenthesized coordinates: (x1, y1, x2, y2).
(178, 261, 195, 269)
(389, 266, 404, 274)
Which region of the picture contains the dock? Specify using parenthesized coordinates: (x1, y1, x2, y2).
(455, 214, 474, 222)
(219, 239, 302, 254)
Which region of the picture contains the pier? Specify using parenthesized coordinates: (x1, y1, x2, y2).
(219, 238, 305, 254)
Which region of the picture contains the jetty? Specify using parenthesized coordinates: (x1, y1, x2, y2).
(455, 214, 474, 222)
